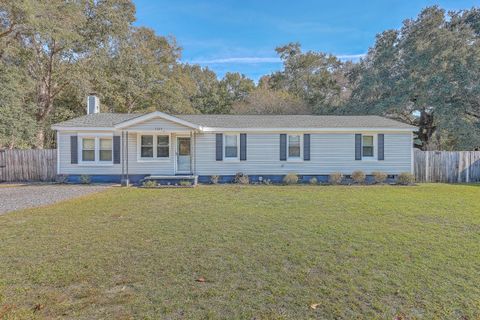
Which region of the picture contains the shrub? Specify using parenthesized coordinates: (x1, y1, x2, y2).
(397, 172, 415, 185)
(142, 180, 157, 188)
(262, 178, 272, 185)
(210, 175, 219, 184)
(351, 170, 366, 184)
(309, 177, 318, 185)
(329, 172, 343, 185)
(179, 180, 192, 186)
(283, 173, 299, 185)
(234, 172, 249, 184)
(79, 174, 91, 184)
(372, 171, 388, 184)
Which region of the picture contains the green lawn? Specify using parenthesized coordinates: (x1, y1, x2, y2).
(0, 184, 479, 319)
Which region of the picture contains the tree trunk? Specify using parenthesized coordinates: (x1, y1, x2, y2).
(34, 88, 53, 149)
(34, 128, 45, 149)
(417, 110, 436, 150)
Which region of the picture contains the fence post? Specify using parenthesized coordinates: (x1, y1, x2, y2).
(425, 151, 429, 182)
(466, 152, 470, 183)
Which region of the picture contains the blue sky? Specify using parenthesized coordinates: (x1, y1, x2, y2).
(133, 0, 478, 81)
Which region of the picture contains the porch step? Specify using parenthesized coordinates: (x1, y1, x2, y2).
(143, 175, 198, 186)
(145, 175, 197, 179)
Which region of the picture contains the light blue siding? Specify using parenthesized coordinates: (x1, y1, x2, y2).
(58, 130, 412, 176)
(194, 132, 412, 175)
(58, 131, 176, 175)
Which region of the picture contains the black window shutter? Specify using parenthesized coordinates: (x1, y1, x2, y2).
(70, 135, 78, 164)
(378, 134, 384, 160)
(240, 133, 247, 161)
(355, 134, 362, 160)
(113, 136, 121, 164)
(216, 133, 223, 161)
(280, 134, 287, 161)
(303, 134, 310, 161)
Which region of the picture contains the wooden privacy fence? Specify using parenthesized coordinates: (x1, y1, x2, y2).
(0, 149, 57, 182)
(414, 150, 480, 183)
(0, 148, 479, 183)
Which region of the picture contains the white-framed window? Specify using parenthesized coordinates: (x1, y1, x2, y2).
(138, 134, 170, 160)
(140, 135, 154, 158)
(78, 134, 113, 165)
(157, 135, 170, 158)
(288, 134, 302, 160)
(224, 134, 239, 160)
(362, 135, 375, 158)
(81, 138, 95, 162)
(99, 138, 113, 161)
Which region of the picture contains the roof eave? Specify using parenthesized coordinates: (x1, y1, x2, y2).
(51, 125, 417, 132)
(200, 127, 417, 132)
(51, 126, 114, 131)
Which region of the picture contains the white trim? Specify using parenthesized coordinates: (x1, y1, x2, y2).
(78, 132, 114, 137)
(52, 126, 114, 131)
(223, 133, 240, 161)
(52, 125, 417, 133)
(201, 127, 417, 133)
(360, 133, 378, 161)
(115, 111, 201, 130)
(136, 133, 172, 162)
(56, 131, 60, 175)
(411, 131, 415, 174)
(175, 136, 192, 174)
(287, 134, 303, 162)
(77, 133, 114, 165)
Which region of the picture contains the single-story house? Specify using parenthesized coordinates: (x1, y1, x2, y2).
(52, 95, 416, 184)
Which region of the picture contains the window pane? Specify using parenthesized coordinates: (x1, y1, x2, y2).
(157, 135, 169, 146)
(362, 136, 374, 157)
(225, 146, 237, 158)
(141, 147, 153, 158)
(225, 135, 237, 147)
(141, 135, 153, 146)
(362, 136, 373, 147)
(82, 150, 95, 161)
(100, 150, 112, 161)
(225, 135, 237, 158)
(140, 135, 153, 158)
(288, 135, 301, 157)
(363, 147, 373, 157)
(156, 135, 170, 158)
(100, 138, 112, 150)
(178, 138, 190, 156)
(157, 146, 169, 158)
(82, 138, 95, 150)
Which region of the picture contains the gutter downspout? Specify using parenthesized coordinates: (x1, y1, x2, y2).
(121, 131, 125, 184)
(193, 130, 198, 185)
(126, 131, 129, 186)
(121, 130, 130, 186)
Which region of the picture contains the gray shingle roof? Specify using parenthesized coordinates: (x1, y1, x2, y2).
(176, 114, 416, 129)
(53, 113, 144, 127)
(53, 113, 416, 129)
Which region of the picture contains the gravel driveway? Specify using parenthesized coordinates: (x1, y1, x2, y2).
(0, 184, 111, 215)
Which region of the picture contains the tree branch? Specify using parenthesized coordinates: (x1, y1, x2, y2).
(465, 110, 480, 119)
(0, 23, 16, 38)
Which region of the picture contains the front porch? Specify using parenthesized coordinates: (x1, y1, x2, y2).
(120, 129, 198, 185)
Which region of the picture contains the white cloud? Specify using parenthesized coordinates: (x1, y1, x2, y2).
(336, 53, 366, 60)
(186, 57, 282, 64)
(186, 53, 366, 65)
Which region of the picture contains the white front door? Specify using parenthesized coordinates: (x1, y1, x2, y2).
(176, 137, 191, 173)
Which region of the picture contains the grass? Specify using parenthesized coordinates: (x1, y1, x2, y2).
(0, 184, 479, 319)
